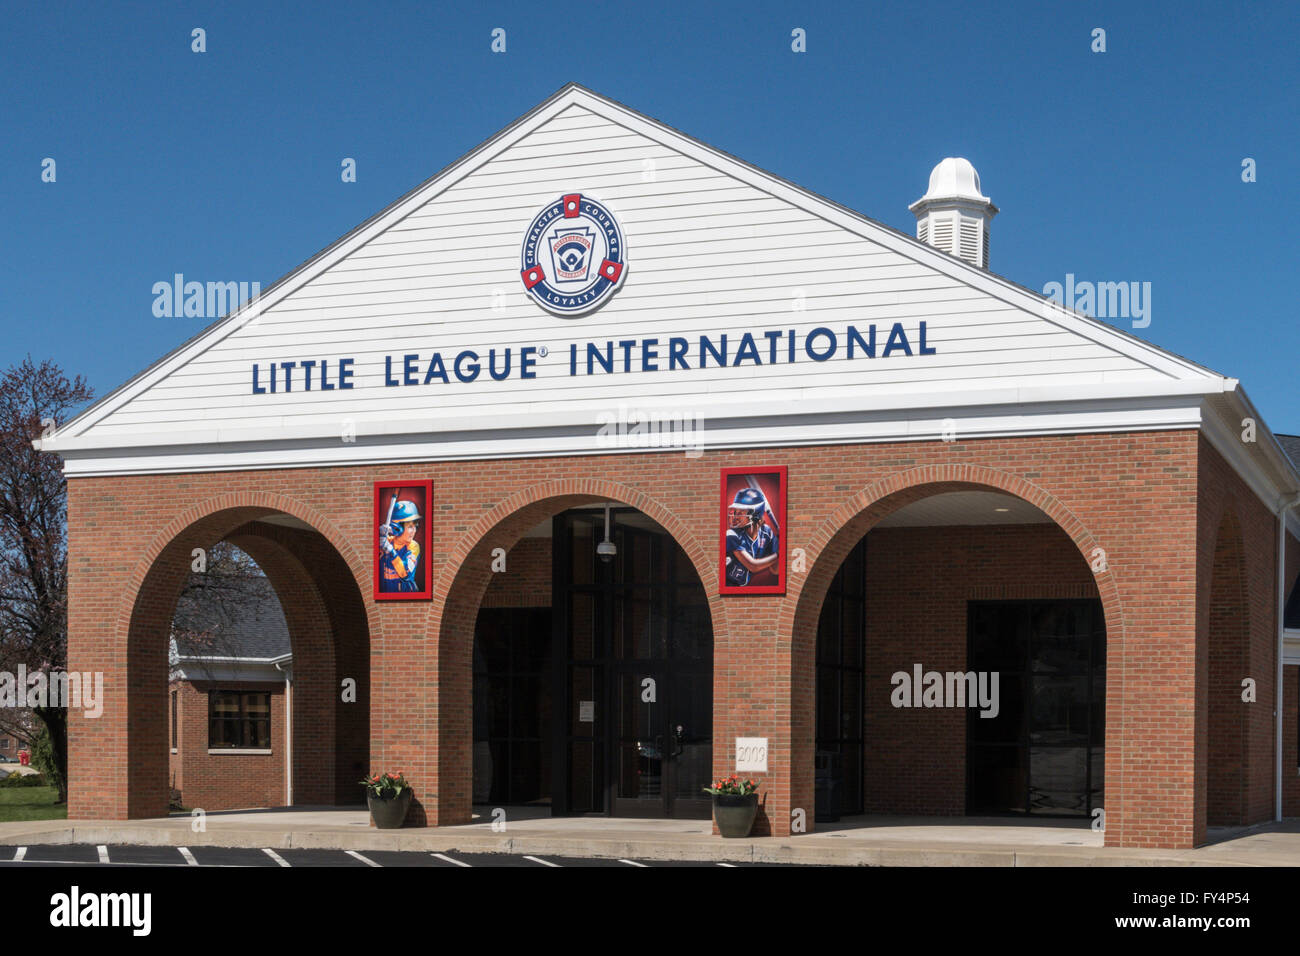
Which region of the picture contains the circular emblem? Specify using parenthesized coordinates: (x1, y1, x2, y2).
(520, 193, 627, 316)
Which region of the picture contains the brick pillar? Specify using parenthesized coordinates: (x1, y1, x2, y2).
(1104, 516, 1201, 848)
(228, 530, 338, 806)
(1206, 509, 1249, 825)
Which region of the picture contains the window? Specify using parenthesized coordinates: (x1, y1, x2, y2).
(815, 534, 866, 815)
(171, 690, 178, 749)
(208, 691, 271, 749)
(0, 738, 9, 750)
(967, 600, 1106, 816)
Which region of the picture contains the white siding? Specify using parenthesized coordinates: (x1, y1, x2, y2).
(81, 103, 1174, 447)
(56, 89, 1230, 478)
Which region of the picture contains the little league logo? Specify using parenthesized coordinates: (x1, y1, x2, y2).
(520, 193, 627, 316)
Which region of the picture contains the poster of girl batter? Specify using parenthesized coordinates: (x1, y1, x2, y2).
(373, 480, 432, 600)
(719, 466, 787, 595)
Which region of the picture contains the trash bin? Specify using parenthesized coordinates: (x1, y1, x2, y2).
(814, 750, 842, 823)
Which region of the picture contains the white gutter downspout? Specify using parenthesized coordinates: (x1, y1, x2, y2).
(275, 660, 293, 806)
(1276, 494, 1300, 822)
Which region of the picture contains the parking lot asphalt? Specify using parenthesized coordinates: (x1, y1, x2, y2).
(0, 843, 776, 868)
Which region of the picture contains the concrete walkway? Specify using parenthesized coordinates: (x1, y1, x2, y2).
(3, 809, 1297, 866)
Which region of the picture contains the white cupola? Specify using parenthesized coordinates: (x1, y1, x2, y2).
(909, 157, 997, 269)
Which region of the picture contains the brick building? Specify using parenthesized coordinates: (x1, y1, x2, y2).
(0, 733, 27, 762)
(168, 574, 294, 811)
(0, 710, 38, 764)
(41, 85, 1300, 849)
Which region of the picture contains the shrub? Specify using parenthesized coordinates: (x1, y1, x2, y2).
(30, 728, 64, 797)
(0, 772, 47, 788)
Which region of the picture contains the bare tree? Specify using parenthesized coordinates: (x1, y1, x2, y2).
(171, 542, 278, 681)
(0, 706, 38, 751)
(0, 357, 94, 801)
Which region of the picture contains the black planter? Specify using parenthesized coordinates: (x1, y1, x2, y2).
(367, 790, 412, 829)
(712, 793, 758, 838)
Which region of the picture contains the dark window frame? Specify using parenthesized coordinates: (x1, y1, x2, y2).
(207, 690, 272, 750)
(814, 534, 867, 815)
(170, 690, 178, 749)
(966, 599, 1105, 817)
(552, 508, 713, 818)
(473, 606, 553, 807)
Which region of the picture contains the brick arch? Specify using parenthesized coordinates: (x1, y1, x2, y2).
(437, 478, 717, 605)
(121, 490, 374, 614)
(1205, 499, 1251, 827)
(782, 464, 1125, 832)
(100, 492, 378, 820)
(430, 478, 722, 826)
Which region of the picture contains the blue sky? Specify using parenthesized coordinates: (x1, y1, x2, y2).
(3, 0, 1297, 431)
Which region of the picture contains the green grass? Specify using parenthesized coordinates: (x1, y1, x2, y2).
(0, 786, 67, 822)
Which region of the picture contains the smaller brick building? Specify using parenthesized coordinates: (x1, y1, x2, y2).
(168, 574, 294, 811)
(0, 710, 37, 764)
(0, 733, 27, 761)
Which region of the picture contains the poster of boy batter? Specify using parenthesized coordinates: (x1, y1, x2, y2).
(718, 466, 787, 595)
(373, 480, 432, 600)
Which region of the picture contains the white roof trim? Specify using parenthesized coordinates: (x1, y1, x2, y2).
(1200, 386, 1300, 508)
(170, 662, 287, 684)
(1282, 630, 1300, 666)
(61, 394, 1210, 478)
(38, 84, 1297, 505)
(48, 83, 1224, 447)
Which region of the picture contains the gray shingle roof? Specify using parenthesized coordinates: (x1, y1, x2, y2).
(1277, 434, 1300, 473)
(170, 575, 290, 661)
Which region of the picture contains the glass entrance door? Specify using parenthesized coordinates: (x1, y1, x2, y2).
(556, 509, 712, 818)
(966, 599, 1106, 816)
(613, 662, 712, 817)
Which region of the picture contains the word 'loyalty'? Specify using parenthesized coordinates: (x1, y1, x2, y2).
(891, 664, 1000, 719)
(50, 886, 151, 937)
(0, 666, 103, 718)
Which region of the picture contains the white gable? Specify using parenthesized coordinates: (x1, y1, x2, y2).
(50, 85, 1252, 480)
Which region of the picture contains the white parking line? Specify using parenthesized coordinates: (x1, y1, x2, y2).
(97, 845, 109, 864)
(262, 848, 291, 867)
(177, 847, 198, 866)
(618, 859, 648, 867)
(346, 850, 381, 868)
(523, 855, 560, 867)
(431, 852, 471, 867)
(13, 847, 26, 862)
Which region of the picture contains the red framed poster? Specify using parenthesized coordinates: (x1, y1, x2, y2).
(718, 466, 787, 595)
(373, 480, 432, 601)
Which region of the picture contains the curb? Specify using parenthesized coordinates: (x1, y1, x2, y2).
(0, 824, 1256, 867)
